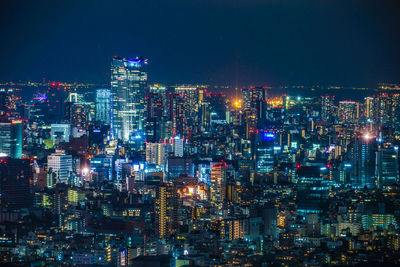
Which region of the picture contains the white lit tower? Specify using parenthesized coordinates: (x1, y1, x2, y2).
(111, 56, 148, 141)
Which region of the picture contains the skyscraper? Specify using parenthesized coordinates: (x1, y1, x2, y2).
(210, 162, 226, 216)
(350, 132, 377, 187)
(111, 56, 148, 141)
(364, 97, 373, 120)
(174, 86, 199, 139)
(174, 86, 199, 123)
(66, 103, 87, 130)
(376, 146, 399, 187)
(0, 157, 33, 209)
(145, 90, 165, 142)
(241, 87, 266, 110)
(0, 118, 23, 159)
(338, 101, 360, 124)
(173, 137, 184, 157)
(255, 131, 275, 174)
(208, 93, 227, 124)
(321, 95, 336, 122)
(95, 89, 111, 125)
(46, 82, 67, 123)
(168, 93, 186, 138)
(155, 184, 179, 239)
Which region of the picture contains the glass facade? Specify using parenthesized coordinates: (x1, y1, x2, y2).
(95, 88, 111, 125)
(111, 56, 148, 141)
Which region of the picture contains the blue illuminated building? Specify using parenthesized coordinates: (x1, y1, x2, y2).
(111, 56, 148, 142)
(90, 155, 113, 181)
(255, 131, 275, 174)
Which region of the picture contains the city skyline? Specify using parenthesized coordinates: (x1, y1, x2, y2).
(1, 1, 400, 266)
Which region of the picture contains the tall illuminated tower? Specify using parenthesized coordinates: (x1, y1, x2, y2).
(364, 97, 373, 120)
(210, 162, 226, 216)
(350, 132, 377, 187)
(255, 131, 275, 174)
(111, 56, 148, 141)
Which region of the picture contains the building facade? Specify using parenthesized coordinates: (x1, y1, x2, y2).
(111, 56, 148, 141)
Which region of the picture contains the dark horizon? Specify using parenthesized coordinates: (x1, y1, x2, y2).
(1, 0, 400, 87)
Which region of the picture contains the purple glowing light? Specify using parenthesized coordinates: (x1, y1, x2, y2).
(33, 93, 47, 102)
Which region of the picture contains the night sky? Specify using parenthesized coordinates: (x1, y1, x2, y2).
(1, 0, 400, 87)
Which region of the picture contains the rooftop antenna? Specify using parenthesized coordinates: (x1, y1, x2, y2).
(234, 0, 239, 98)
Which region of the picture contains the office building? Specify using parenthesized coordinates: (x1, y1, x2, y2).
(0, 157, 33, 209)
(255, 131, 275, 174)
(0, 119, 22, 159)
(174, 86, 199, 123)
(90, 155, 113, 181)
(376, 146, 399, 187)
(350, 132, 377, 187)
(111, 56, 148, 141)
(95, 89, 111, 125)
(51, 124, 71, 143)
(167, 157, 194, 178)
(173, 137, 184, 157)
(47, 151, 73, 184)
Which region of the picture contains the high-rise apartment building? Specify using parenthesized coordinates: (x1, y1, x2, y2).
(174, 86, 199, 122)
(146, 142, 167, 166)
(321, 95, 336, 122)
(173, 137, 184, 157)
(364, 97, 373, 120)
(338, 101, 360, 124)
(210, 162, 226, 216)
(111, 56, 148, 141)
(155, 184, 179, 238)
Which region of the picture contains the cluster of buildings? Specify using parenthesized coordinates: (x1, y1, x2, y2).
(0, 58, 399, 266)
